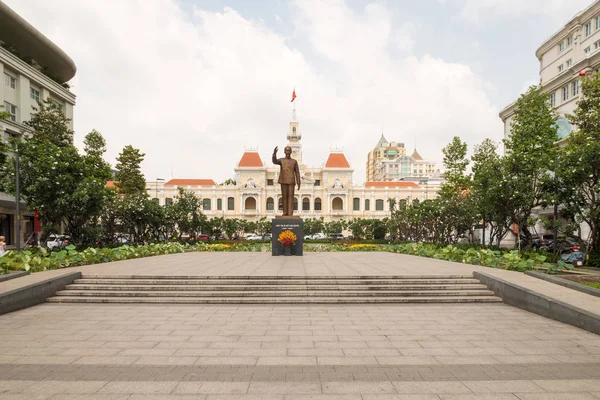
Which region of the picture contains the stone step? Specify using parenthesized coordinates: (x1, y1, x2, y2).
(54, 289, 496, 298)
(80, 274, 475, 280)
(47, 295, 502, 304)
(73, 278, 483, 286)
(65, 284, 489, 291)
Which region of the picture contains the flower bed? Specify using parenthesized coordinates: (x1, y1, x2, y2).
(0, 241, 570, 275)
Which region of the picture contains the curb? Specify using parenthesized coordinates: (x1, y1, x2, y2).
(525, 271, 600, 298)
(0, 271, 81, 315)
(474, 271, 600, 335)
(0, 271, 29, 283)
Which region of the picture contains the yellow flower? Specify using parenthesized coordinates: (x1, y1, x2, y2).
(278, 230, 297, 247)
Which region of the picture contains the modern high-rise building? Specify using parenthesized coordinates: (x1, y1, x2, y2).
(500, 0, 600, 141)
(365, 135, 407, 181)
(375, 149, 438, 182)
(499, 0, 600, 244)
(0, 2, 77, 247)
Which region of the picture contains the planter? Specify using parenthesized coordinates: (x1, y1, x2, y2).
(284, 246, 292, 256)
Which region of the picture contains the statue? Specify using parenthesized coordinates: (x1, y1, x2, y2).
(273, 145, 300, 216)
(333, 178, 343, 189)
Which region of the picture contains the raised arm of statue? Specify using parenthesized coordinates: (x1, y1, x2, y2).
(272, 146, 281, 165)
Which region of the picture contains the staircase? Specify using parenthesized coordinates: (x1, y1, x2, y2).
(47, 275, 501, 304)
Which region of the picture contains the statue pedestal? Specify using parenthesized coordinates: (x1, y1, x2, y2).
(272, 218, 303, 256)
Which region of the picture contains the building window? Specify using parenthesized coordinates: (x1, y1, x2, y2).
(314, 180, 320, 186)
(550, 92, 556, 107)
(202, 198, 211, 210)
(30, 87, 40, 102)
(266, 197, 274, 210)
(413, 199, 420, 206)
(586, 22, 592, 36)
(245, 197, 257, 210)
(585, 46, 591, 54)
(217, 198, 222, 210)
(365, 199, 370, 211)
(293, 198, 298, 211)
(227, 197, 234, 211)
(4, 73, 16, 89)
(562, 86, 569, 101)
(558, 42, 565, 52)
(595, 40, 600, 50)
(566, 59, 572, 67)
(567, 36, 573, 47)
(278, 198, 283, 210)
(596, 16, 600, 30)
(267, 179, 274, 186)
(558, 65, 563, 73)
(302, 197, 310, 211)
(3, 102, 16, 121)
(353, 197, 360, 211)
(314, 197, 322, 211)
(165, 198, 173, 206)
(331, 197, 343, 211)
(573, 80, 580, 96)
(375, 199, 384, 211)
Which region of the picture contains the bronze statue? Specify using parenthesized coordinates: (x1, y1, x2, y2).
(273, 146, 301, 216)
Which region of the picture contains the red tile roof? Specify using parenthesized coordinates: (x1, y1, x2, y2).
(325, 153, 351, 168)
(165, 179, 216, 186)
(238, 152, 264, 167)
(365, 181, 420, 188)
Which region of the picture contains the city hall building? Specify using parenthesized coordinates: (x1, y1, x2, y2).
(146, 114, 441, 222)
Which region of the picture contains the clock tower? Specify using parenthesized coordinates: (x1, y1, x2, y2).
(286, 108, 303, 167)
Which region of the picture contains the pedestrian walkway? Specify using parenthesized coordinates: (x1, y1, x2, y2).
(1, 252, 599, 398)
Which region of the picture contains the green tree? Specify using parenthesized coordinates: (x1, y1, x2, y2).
(172, 188, 206, 239)
(471, 139, 511, 246)
(441, 136, 470, 197)
(115, 145, 146, 196)
(504, 85, 558, 247)
(558, 73, 600, 252)
(25, 99, 73, 147)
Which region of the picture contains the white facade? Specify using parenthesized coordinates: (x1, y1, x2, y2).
(147, 116, 440, 223)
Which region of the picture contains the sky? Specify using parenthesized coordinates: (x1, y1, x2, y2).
(4, 0, 595, 184)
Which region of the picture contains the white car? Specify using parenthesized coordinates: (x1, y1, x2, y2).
(46, 235, 69, 250)
(246, 234, 263, 241)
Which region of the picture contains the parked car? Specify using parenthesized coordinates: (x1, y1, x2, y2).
(198, 234, 209, 241)
(246, 234, 263, 241)
(305, 233, 326, 240)
(549, 238, 581, 253)
(262, 233, 272, 240)
(46, 235, 69, 250)
(329, 233, 344, 240)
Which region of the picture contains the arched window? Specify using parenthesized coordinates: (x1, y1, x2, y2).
(332, 197, 343, 210)
(165, 198, 173, 206)
(314, 197, 322, 211)
(245, 197, 257, 210)
(152, 198, 159, 203)
(278, 197, 283, 210)
(292, 126, 296, 135)
(266, 197, 274, 211)
(353, 197, 360, 211)
(302, 197, 310, 211)
(217, 198, 222, 210)
(399, 199, 407, 208)
(293, 197, 298, 211)
(202, 198, 211, 210)
(365, 199, 370, 211)
(376, 199, 384, 211)
(412, 199, 420, 206)
(227, 197, 234, 210)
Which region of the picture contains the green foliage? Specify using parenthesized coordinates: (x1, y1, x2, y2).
(503, 85, 558, 247)
(582, 281, 600, 289)
(557, 72, 600, 252)
(114, 145, 147, 196)
(24, 99, 74, 147)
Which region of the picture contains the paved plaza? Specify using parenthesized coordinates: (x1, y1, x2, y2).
(1, 253, 600, 399)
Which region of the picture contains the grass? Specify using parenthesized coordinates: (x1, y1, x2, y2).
(581, 281, 600, 289)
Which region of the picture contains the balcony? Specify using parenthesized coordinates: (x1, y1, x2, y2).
(243, 209, 258, 216)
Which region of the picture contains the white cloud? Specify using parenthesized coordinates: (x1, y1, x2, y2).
(6, 0, 502, 184)
(448, 0, 593, 23)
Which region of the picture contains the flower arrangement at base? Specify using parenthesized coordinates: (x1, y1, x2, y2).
(278, 230, 297, 248)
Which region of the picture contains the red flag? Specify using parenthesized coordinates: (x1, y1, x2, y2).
(291, 88, 297, 102)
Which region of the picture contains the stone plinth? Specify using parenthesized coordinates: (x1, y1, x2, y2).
(271, 218, 303, 256)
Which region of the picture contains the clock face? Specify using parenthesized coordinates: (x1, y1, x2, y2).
(555, 118, 573, 139)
